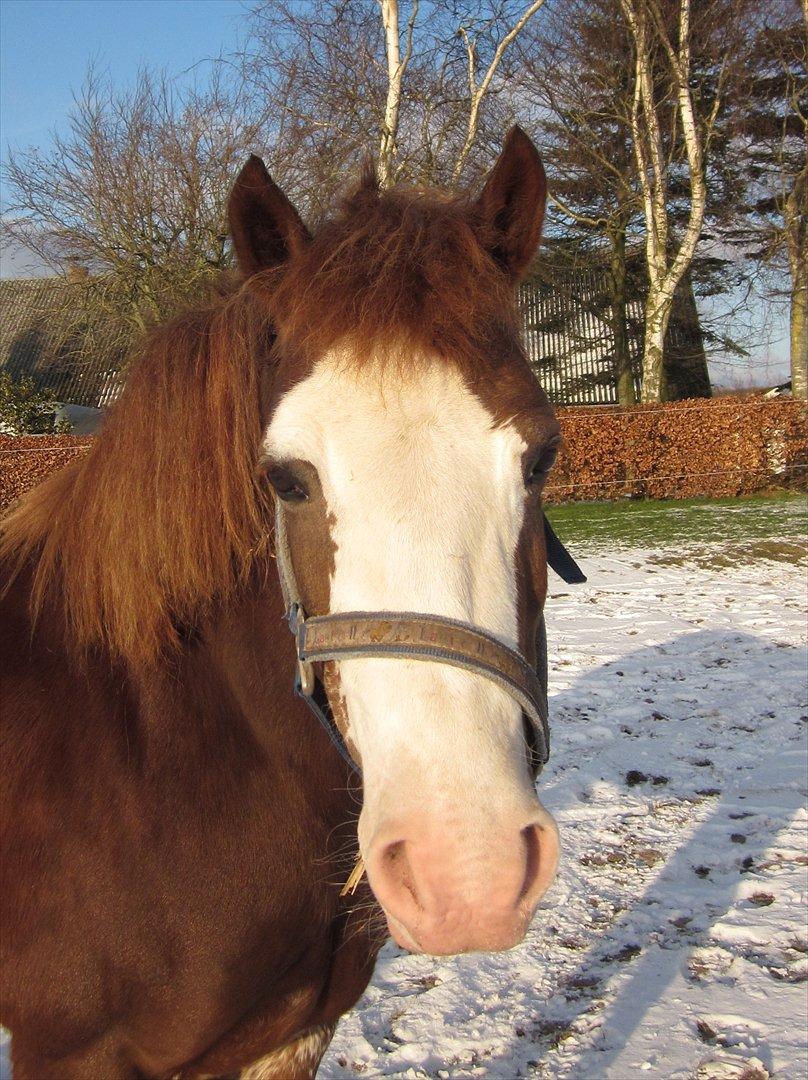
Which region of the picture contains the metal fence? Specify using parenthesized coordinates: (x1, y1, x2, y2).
(520, 253, 713, 406)
(519, 268, 645, 405)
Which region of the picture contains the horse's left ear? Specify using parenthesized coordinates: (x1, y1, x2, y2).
(474, 126, 547, 282)
(228, 155, 311, 279)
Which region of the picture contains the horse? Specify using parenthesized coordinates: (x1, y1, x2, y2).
(1, 127, 570, 1079)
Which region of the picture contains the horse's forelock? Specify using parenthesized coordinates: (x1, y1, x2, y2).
(256, 179, 519, 374)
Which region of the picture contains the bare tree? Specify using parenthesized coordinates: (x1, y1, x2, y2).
(3, 65, 267, 352)
(246, 1, 546, 203)
(619, 0, 739, 400)
(451, 0, 546, 181)
(242, 1, 383, 216)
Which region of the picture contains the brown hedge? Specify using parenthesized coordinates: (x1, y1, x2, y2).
(1, 396, 806, 516)
(546, 395, 808, 503)
(0, 434, 94, 515)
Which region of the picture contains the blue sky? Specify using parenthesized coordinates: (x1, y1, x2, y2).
(1, 0, 245, 161)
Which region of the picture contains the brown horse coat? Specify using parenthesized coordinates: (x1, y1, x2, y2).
(1, 564, 381, 1078)
(1, 127, 556, 1078)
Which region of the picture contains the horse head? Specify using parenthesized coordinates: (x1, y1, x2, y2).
(229, 128, 561, 956)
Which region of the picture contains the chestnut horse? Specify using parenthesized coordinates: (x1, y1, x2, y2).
(1, 128, 565, 1079)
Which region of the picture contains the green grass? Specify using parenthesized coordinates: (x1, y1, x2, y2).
(545, 493, 808, 565)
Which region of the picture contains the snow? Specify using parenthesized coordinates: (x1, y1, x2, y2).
(2, 501, 806, 1079)
(320, 508, 808, 1079)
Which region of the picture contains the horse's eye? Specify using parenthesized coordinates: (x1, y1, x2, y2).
(266, 465, 309, 503)
(526, 443, 558, 487)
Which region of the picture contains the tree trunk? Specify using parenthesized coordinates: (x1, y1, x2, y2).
(790, 220, 808, 401)
(379, 0, 403, 189)
(621, 0, 714, 405)
(664, 269, 711, 399)
(641, 295, 670, 403)
(791, 258, 808, 400)
(608, 232, 637, 406)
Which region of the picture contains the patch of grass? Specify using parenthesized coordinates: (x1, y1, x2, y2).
(545, 493, 807, 556)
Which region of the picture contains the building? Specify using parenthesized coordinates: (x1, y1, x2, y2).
(0, 278, 123, 409)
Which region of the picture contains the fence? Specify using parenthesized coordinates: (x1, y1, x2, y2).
(3, 254, 706, 410)
(519, 256, 709, 406)
(520, 268, 643, 405)
(2, 397, 806, 516)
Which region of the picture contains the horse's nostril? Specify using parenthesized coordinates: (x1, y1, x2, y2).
(381, 839, 422, 912)
(519, 823, 542, 903)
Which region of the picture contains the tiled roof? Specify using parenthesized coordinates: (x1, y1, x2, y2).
(0, 278, 123, 407)
(1, 278, 69, 366)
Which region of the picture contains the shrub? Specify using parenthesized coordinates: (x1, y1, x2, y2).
(0, 371, 71, 434)
(546, 396, 808, 503)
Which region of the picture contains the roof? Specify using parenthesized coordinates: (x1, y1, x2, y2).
(0, 278, 123, 407)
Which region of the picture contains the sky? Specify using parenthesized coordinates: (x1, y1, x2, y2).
(0, 0, 791, 382)
(1, 0, 246, 274)
(1, 0, 245, 166)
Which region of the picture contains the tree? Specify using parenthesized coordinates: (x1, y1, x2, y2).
(516, 0, 750, 403)
(242, 0, 387, 216)
(3, 1, 547, 378)
(244, 0, 547, 203)
(515, 0, 641, 403)
(2, 66, 268, 359)
(733, 1, 807, 398)
(618, 0, 741, 401)
(451, 0, 547, 181)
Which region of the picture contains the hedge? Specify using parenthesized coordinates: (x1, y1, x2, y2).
(1, 396, 806, 516)
(0, 434, 94, 515)
(543, 395, 808, 503)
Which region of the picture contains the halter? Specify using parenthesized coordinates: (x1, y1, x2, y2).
(274, 503, 585, 776)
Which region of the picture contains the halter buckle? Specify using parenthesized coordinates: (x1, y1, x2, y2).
(287, 601, 304, 634)
(288, 603, 316, 697)
(297, 655, 316, 697)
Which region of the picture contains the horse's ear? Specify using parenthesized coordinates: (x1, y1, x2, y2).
(228, 155, 310, 278)
(474, 126, 547, 282)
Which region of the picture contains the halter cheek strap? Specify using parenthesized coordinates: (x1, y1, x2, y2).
(274, 503, 585, 776)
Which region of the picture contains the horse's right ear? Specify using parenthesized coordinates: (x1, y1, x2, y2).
(228, 155, 310, 278)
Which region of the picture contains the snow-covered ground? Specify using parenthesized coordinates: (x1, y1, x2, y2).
(2, 500, 806, 1079)
(321, 500, 808, 1080)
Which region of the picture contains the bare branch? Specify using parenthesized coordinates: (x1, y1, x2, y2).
(452, 0, 547, 182)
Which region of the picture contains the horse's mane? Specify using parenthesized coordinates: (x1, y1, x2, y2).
(1, 171, 520, 667)
(1, 287, 274, 666)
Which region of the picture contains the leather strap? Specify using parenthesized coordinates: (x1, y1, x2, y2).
(298, 611, 550, 765)
(544, 516, 587, 584)
(274, 502, 586, 777)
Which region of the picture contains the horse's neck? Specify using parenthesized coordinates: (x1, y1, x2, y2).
(134, 580, 352, 807)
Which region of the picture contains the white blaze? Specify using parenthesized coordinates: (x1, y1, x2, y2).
(265, 352, 537, 849)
